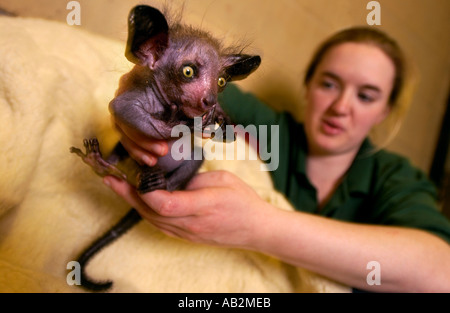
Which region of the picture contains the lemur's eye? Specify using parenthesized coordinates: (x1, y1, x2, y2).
(218, 77, 227, 88)
(182, 66, 195, 78)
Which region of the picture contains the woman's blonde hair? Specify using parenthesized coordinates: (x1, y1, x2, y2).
(304, 26, 415, 147)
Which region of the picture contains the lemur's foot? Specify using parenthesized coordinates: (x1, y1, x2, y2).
(138, 165, 167, 194)
(70, 138, 127, 180)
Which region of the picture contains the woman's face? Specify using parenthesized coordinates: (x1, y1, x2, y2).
(304, 42, 395, 156)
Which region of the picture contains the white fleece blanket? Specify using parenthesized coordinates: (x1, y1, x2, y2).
(0, 16, 348, 293)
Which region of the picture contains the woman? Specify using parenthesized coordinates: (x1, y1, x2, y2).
(103, 27, 450, 292)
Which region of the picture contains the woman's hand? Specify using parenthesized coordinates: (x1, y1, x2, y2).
(103, 170, 273, 249)
(113, 118, 169, 166)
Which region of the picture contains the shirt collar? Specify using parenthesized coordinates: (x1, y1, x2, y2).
(345, 138, 375, 195)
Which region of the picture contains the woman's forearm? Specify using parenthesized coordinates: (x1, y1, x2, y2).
(252, 208, 450, 292)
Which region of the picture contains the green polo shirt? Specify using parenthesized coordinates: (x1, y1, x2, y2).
(219, 84, 450, 243)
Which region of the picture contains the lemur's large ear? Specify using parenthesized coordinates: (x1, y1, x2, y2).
(224, 55, 261, 81)
(125, 5, 169, 68)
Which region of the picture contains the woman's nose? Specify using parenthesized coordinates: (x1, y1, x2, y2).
(330, 90, 352, 115)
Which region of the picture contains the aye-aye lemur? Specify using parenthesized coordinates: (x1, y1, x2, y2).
(70, 5, 261, 292)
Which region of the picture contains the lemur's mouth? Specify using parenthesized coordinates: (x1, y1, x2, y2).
(200, 105, 216, 125)
(200, 106, 219, 138)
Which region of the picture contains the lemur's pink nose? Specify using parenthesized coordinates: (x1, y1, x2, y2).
(201, 94, 216, 108)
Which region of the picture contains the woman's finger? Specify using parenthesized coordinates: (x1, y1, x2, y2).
(104, 175, 202, 218)
(104, 176, 203, 239)
(119, 130, 158, 166)
(184, 170, 241, 190)
(113, 120, 168, 164)
(138, 188, 214, 217)
(103, 175, 147, 209)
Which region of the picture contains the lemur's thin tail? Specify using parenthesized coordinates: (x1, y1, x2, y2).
(76, 208, 142, 292)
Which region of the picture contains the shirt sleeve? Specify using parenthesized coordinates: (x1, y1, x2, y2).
(370, 152, 450, 244)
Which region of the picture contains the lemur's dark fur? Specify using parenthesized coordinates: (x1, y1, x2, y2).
(70, 5, 261, 292)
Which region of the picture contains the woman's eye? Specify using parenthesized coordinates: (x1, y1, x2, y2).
(320, 80, 336, 89)
(218, 77, 227, 88)
(182, 66, 195, 78)
(358, 92, 375, 103)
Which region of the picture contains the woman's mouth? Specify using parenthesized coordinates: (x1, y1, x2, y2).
(321, 119, 345, 135)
